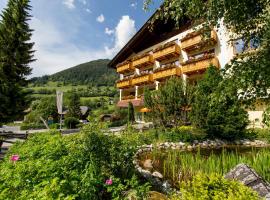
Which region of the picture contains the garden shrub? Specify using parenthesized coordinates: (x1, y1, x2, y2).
(263, 106, 270, 127)
(191, 67, 249, 141)
(171, 173, 261, 200)
(158, 126, 206, 143)
(0, 124, 150, 199)
(64, 117, 80, 129)
(20, 122, 45, 130)
(253, 128, 270, 142)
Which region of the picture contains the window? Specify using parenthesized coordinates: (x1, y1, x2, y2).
(234, 37, 260, 54)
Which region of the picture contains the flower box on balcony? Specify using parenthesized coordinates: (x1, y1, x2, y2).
(116, 78, 131, 89)
(122, 95, 135, 100)
(153, 64, 181, 80)
(181, 30, 217, 52)
(181, 54, 219, 75)
(116, 60, 134, 74)
(153, 42, 181, 61)
(132, 53, 154, 69)
(131, 73, 153, 86)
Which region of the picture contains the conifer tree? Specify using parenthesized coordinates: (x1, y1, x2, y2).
(0, 0, 34, 123)
(66, 91, 81, 119)
(127, 102, 135, 123)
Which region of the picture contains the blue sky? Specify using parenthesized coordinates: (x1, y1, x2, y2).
(0, 0, 161, 77)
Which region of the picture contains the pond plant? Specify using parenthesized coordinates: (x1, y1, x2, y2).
(141, 146, 270, 186)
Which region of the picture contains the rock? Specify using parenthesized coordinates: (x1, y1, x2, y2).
(141, 169, 152, 179)
(179, 142, 185, 146)
(152, 171, 163, 179)
(143, 159, 153, 170)
(193, 140, 199, 144)
(147, 191, 168, 200)
(187, 145, 193, 150)
(225, 163, 270, 198)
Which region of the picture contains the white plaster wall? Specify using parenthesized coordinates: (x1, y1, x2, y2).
(129, 23, 235, 68)
(248, 111, 264, 128)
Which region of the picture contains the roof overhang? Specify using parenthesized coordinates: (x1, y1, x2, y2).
(108, 8, 191, 68)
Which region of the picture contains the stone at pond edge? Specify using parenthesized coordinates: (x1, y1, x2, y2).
(225, 163, 270, 198)
(147, 191, 168, 200)
(152, 171, 163, 179)
(143, 159, 153, 170)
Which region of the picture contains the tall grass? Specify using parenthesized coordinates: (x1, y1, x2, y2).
(145, 147, 270, 187)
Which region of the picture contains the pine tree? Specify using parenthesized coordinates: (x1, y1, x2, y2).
(190, 66, 222, 129)
(127, 102, 135, 124)
(66, 91, 81, 119)
(0, 0, 35, 123)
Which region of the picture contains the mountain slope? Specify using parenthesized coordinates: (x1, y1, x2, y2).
(50, 59, 117, 86)
(32, 59, 118, 86)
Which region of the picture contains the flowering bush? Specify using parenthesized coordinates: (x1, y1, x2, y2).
(0, 124, 150, 199)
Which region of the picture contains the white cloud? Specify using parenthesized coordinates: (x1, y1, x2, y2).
(29, 17, 110, 77)
(130, 2, 137, 8)
(28, 15, 136, 77)
(96, 14, 105, 23)
(105, 15, 136, 57)
(86, 8, 91, 13)
(63, 0, 75, 9)
(105, 27, 114, 35)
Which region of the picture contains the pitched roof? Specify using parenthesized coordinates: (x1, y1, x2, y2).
(108, 9, 191, 68)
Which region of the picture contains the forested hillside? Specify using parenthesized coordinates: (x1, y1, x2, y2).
(31, 59, 117, 86)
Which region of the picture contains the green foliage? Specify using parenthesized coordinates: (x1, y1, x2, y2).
(128, 102, 135, 124)
(253, 128, 270, 143)
(191, 67, 248, 140)
(172, 173, 260, 200)
(0, 0, 34, 123)
(159, 126, 206, 143)
(64, 117, 80, 129)
(0, 124, 151, 199)
(105, 175, 150, 200)
(144, 77, 194, 128)
(190, 66, 222, 129)
(66, 91, 81, 119)
(144, 0, 270, 103)
(263, 106, 270, 127)
(148, 147, 270, 185)
(20, 122, 45, 130)
(25, 97, 58, 124)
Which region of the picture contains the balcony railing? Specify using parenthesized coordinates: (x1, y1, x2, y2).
(132, 53, 154, 69)
(153, 65, 181, 80)
(122, 95, 135, 100)
(181, 30, 217, 52)
(131, 73, 153, 86)
(181, 55, 219, 74)
(116, 61, 134, 74)
(153, 42, 181, 61)
(116, 79, 131, 89)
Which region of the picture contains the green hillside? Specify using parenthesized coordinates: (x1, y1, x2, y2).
(31, 59, 117, 86)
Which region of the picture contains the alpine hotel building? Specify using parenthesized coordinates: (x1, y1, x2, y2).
(108, 11, 264, 126)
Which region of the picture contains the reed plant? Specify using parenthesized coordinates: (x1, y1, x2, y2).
(144, 147, 270, 186)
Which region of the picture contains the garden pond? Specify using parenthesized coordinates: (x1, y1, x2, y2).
(139, 146, 270, 188)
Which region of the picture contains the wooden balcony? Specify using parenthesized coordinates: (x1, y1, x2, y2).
(122, 95, 135, 100)
(181, 30, 217, 52)
(132, 54, 154, 69)
(153, 65, 181, 80)
(131, 74, 153, 86)
(116, 61, 134, 74)
(182, 56, 219, 75)
(116, 79, 131, 89)
(153, 43, 181, 61)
